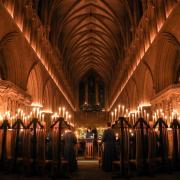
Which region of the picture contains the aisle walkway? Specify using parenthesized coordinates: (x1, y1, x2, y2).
(68, 160, 180, 180)
(0, 160, 180, 179)
(69, 160, 112, 180)
(67, 160, 180, 180)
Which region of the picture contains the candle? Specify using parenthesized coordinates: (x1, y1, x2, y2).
(27, 115, 30, 125)
(111, 112, 114, 123)
(59, 107, 61, 117)
(132, 114, 135, 125)
(157, 109, 159, 118)
(118, 105, 121, 117)
(160, 109, 163, 117)
(147, 113, 149, 122)
(62, 107, 65, 117)
(114, 109, 117, 121)
(68, 114, 71, 124)
(33, 108, 36, 117)
(144, 110, 146, 119)
(126, 109, 128, 117)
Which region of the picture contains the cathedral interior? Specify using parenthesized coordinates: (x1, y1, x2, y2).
(0, 0, 180, 179)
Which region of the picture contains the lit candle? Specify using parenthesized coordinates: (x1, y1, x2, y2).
(27, 115, 30, 125)
(114, 109, 117, 121)
(126, 109, 128, 117)
(33, 108, 36, 117)
(147, 113, 149, 122)
(37, 108, 39, 119)
(62, 107, 65, 118)
(157, 109, 159, 118)
(59, 107, 61, 117)
(160, 109, 163, 117)
(132, 114, 135, 124)
(144, 110, 146, 119)
(69, 114, 71, 124)
(17, 109, 21, 119)
(111, 112, 114, 123)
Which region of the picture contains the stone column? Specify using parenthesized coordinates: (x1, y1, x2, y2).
(85, 80, 88, 104)
(95, 80, 99, 105)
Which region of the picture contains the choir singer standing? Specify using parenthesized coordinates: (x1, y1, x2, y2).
(63, 129, 77, 172)
(102, 122, 116, 171)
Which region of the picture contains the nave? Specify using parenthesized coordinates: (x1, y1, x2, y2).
(0, 0, 180, 179)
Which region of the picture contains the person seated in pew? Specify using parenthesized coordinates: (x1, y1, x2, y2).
(63, 129, 77, 172)
(102, 122, 116, 172)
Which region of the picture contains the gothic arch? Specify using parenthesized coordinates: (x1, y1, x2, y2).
(126, 78, 139, 111)
(26, 63, 44, 105)
(42, 79, 54, 111)
(154, 32, 180, 92)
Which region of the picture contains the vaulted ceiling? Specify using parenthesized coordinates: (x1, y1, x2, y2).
(34, 0, 133, 87)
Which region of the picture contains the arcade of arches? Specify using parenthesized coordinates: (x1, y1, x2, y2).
(0, 0, 180, 179)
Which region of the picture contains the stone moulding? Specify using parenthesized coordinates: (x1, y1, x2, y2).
(151, 84, 180, 113)
(0, 80, 31, 105)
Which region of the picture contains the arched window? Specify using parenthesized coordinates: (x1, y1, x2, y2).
(79, 70, 105, 111)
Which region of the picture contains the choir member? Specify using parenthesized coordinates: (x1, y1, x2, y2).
(86, 127, 93, 139)
(63, 129, 77, 172)
(102, 122, 116, 171)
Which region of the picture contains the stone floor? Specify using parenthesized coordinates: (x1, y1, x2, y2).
(0, 160, 180, 179)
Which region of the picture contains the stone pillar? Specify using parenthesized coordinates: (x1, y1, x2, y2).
(85, 80, 88, 104)
(95, 80, 99, 105)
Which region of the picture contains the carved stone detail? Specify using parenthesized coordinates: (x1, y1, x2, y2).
(151, 83, 180, 113)
(0, 80, 31, 113)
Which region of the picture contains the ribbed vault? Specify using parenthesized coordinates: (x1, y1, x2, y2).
(35, 0, 132, 86)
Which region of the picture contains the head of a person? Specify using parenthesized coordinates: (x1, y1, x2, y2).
(107, 122, 111, 128)
(87, 127, 91, 132)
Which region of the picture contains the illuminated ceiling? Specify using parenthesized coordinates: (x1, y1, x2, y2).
(36, 0, 133, 86)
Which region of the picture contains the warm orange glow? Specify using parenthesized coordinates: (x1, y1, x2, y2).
(3, 5, 75, 111)
(31, 102, 43, 108)
(109, 7, 174, 110)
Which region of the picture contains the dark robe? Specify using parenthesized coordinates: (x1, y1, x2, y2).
(102, 128, 116, 171)
(63, 131, 77, 171)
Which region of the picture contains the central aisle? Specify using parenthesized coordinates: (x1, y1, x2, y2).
(69, 160, 112, 180)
